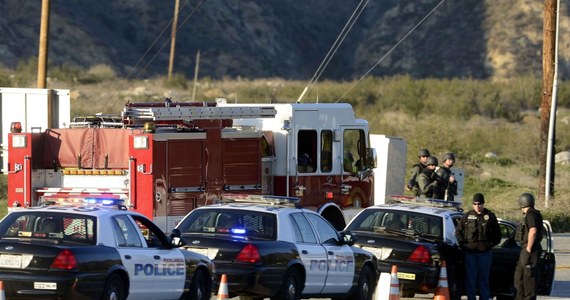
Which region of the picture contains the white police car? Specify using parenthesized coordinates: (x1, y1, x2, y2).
(0, 203, 215, 300)
(175, 195, 379, 300)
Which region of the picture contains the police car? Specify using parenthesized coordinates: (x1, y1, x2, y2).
(344, 196, 555, 299)
(174, 195, 379, 300)
(0, 202, 215, 300)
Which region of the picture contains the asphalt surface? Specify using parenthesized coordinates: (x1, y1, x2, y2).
(212, 233, 570, 299)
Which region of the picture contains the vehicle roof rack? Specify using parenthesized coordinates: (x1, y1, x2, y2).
(387, 195, 463, 211)
(219, 194, 301, 208)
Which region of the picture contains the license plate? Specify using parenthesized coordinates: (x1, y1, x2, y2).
(397, 272, 416, 280)
(34, 282, 57, 290)
(0, 254, 22, 269)
(186, 247, 219, 260)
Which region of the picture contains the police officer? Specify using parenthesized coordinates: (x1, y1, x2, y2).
(434, 152, 458, 201)
(406, 148, 431, 196)
(455, 193, 501, 300)
(514, 193, 543, 300)
(417, 156, 438, 198)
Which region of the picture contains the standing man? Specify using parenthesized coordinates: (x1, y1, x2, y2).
(406, 148, 431, 196)
(417, 156, 438, 198)
(434, 152, 458, 201)
(514, 193, 543, 300)
(456, 193, 501, 300)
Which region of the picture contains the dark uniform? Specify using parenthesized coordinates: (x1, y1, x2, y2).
(407, 149, 430, 196)
(434, 153, 458, 201)
(514, 193, 543, 300)
(455, 193, 501, 300)
(417, 156, 438, 198)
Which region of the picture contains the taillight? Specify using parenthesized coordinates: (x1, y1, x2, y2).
(236, 244, 261, 263)
(407, 245, 431, 263)
(50, 249, 78, 270)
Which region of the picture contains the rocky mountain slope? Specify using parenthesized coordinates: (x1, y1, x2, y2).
(0, 0, 569, 80)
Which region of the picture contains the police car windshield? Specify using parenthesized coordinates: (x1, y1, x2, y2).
(347, 209, 443, 241)
(0, 212, 97, 245)
(177, 209, 277, 240)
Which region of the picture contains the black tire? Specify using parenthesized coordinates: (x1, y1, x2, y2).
(354, 266, 374, 300)
(101, 273, 126, 300)
(271, 268, 302, 300)
(188, 268, 211, 300)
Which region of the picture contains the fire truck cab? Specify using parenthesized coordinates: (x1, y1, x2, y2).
(219, 100, 379, 229)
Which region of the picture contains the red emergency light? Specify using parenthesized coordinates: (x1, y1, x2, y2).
(10, 122, 22, 133)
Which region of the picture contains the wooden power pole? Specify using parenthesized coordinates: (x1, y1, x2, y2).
(539, 0, 557, 205)
(37, 0, 51, 88)
(168, 0, 180, 80)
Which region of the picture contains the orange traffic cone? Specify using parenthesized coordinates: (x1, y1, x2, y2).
(217, 274, 229, 300)
(434, 260, 450, 300)
(0, 281, 5, 300)
(388, 265, 401, 300)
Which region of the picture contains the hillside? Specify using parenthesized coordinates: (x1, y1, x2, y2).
(0, 0, 569, 80)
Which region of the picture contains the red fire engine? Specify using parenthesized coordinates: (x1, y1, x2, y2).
(6, 98, 406, 231)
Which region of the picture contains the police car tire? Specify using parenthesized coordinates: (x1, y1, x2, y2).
(188, 268, 210, 300)
(354, 266, 374, 300)
(101, 273, 126, 300)
(272, 267, 301, 300)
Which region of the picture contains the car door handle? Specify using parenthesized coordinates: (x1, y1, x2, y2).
(328, 251, 334, 255)
(125, 255, 132, 260)
(302, 250, 308, 254)
(154, 255, 161, 260)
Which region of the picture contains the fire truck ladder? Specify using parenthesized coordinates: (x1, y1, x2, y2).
(122, 105, 277, 123)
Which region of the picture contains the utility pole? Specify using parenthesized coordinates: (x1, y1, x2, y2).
(37, 0, 51, 88)
(539, 0, 557, 206)
(167, 0, 180, 80)
(192, 50, 200, 102)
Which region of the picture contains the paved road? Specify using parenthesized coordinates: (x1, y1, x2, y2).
(215, 233, 570, 299)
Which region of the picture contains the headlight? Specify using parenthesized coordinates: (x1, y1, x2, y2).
(133, 136, 149, 149)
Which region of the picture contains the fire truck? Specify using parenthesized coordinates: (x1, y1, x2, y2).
(5, 96, 406, 231)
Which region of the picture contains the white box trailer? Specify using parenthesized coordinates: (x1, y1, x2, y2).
(0, 88, 70, 173)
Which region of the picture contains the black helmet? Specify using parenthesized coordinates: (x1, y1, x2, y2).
(426, 156, 438, 166)
(418, 149, 431, 157)
(518, 193, 535, 208)
(443, 152, 456, 161)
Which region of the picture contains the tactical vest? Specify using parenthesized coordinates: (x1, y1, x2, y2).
(464, 211, 491, 243)
(515, 209, 543, 247)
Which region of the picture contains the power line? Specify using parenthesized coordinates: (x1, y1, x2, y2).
(336, 0, 446, 102)
(296, 0, 369, 103)
(125, 0, 207, 80)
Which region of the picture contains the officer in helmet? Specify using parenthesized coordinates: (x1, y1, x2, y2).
(417, 156, 438, 198)
(406, 148, 431, 196)
(513, 193, 543, 300)
(434, 152, 458, 201)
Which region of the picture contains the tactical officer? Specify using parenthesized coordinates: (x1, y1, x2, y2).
(417, 156, 438, 198)
(434, 152, 458, 201)
(455, 193, 501, 300)
(406, 148, 431, 196)
(514, 193, 543, 300)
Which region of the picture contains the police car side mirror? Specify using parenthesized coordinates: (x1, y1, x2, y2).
(341, 231, 356, 246)
(169, 228, 187, 247)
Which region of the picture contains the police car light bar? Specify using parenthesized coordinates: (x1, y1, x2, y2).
(221, 194, 301, 206)
(387, 195, 463, 210)
(39, 195, 127, 210)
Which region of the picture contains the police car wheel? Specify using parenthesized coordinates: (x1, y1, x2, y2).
(354, 266, 373, 300)
(101, 273, 126, 300)
(188, 268, 210, 300)
(272, 267, 301, 300)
